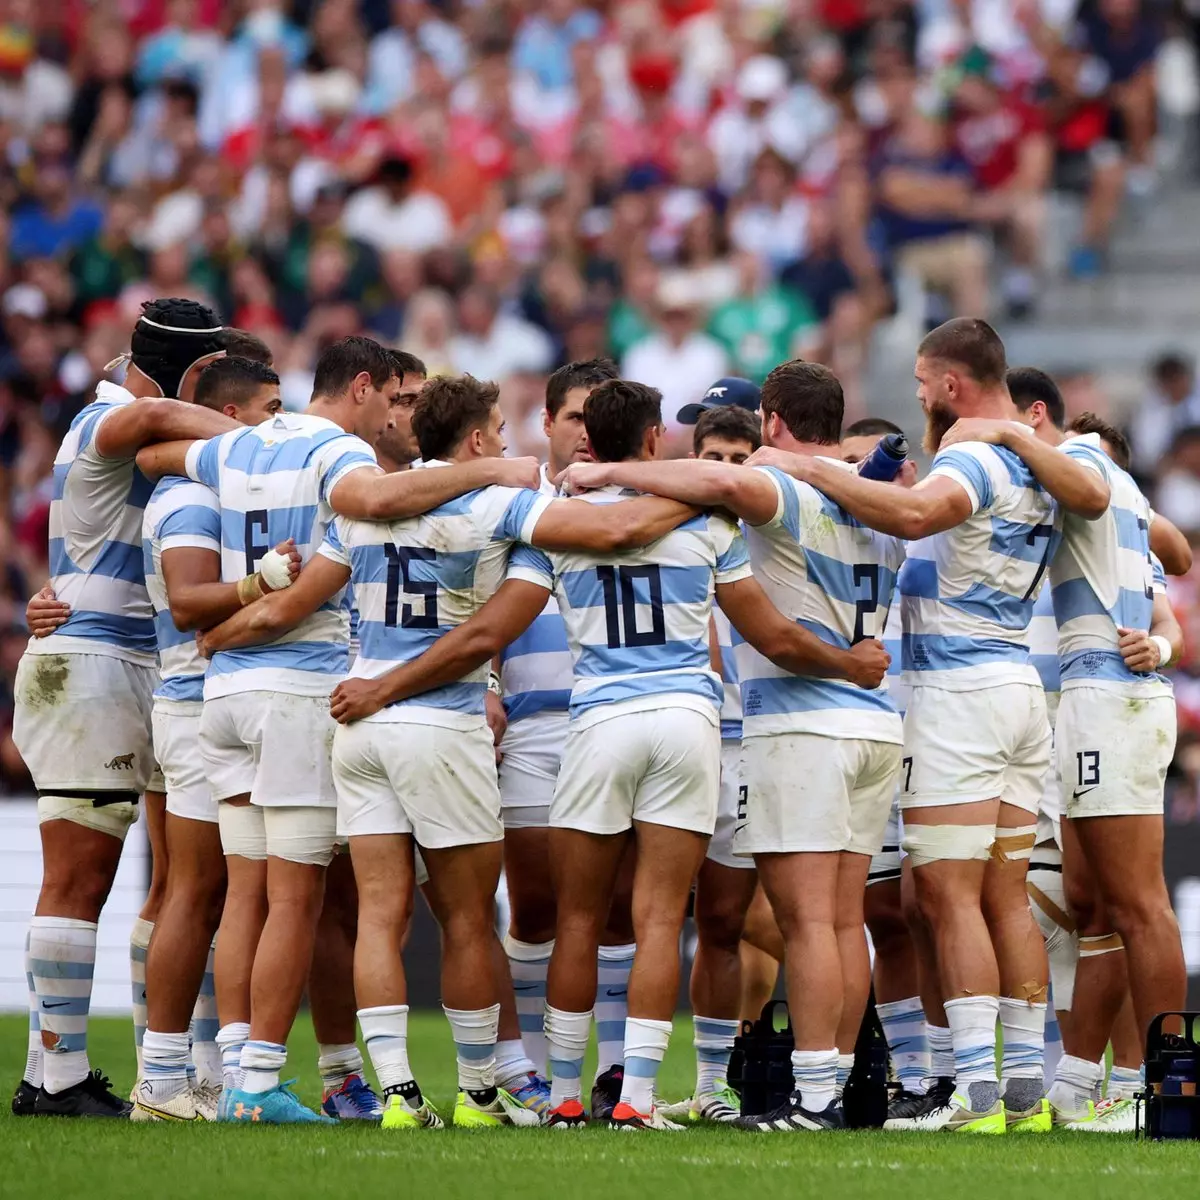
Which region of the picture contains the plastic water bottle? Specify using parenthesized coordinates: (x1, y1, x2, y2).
(857, 432, 909, 482)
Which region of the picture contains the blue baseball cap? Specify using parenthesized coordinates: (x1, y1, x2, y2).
(676, 377, 762, 425)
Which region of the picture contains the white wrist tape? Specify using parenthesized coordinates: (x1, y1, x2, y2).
(1151, 635, 1172, 667)
(258, 548, 294, 591)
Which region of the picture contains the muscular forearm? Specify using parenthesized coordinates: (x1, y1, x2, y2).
(202, 592, 300, 654)
(371, 626, 501, 706)
(169, 582, 244, 632)
(1000, 431, 1109, 518)
(801, 458, 929, 539)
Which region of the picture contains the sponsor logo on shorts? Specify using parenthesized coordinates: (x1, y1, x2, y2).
(105, 752, 135, 770)
(1072, 786, 1097, 800)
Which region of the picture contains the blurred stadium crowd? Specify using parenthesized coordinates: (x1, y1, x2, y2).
(1, 0, 1200, 799)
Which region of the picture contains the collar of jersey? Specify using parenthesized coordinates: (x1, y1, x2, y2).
(95, 379, 137, 406)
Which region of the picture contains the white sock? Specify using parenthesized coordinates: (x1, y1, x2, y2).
(504, 935, 552, 1076)
(595, 943, 635, 1081)
(239, 1040, 286, 1094)
(444, 1003, 500, 1095)
(999, 997, 1046, 1101)
(1048, 1053, 1104, 1117)
(23, 930, 42, 1088)
(927, 1024, 954, 1081)
(693, 1015, 739, 1097)
(29, 916, 97, 1094)
(360, 1006, 414, 1092)
(876, 996, 929, 1094)
(216, 1022, 250, 1092)
(545, 1005, 591, 1108)
(495, 1038, 538, 1091)
(619, 1016, 672, 1114)
(318, 1042, 363, 1094)
(944, 995, 1000, 1088)
(791, 1048, 838, 1114)
(190, 938, 220, 1088)
(130, 917, 153, 1080)
(1043, 994, 1064, 1092)
(141, 1030, 191, 1102)
(1107, 1064, 1143, 1101)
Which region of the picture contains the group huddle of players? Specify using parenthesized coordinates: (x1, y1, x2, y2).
(8, 297, 1187, 1137)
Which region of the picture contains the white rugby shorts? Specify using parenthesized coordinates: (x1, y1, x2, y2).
(900, 682, 1050, 814)
(332, 718, 503, 848)
(199, 691, 337, 808)
(13, 651, 155, 795)
(706, 740, 752, 870)
(1057, 687, 1176, 819)
(152, 700, 216, 823)
(551, 703, 720, 837)
(736, 732, 900, 857)
(499, 712, 566, 811)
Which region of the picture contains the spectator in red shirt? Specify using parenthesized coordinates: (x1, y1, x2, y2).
(951, 49, 1052, 318)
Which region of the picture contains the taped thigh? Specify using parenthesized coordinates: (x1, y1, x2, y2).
(218, 801, 267, 861)
(901, 823, 995, 867)
(37, 793, 138, 841)
(991, 824, 1037, 865)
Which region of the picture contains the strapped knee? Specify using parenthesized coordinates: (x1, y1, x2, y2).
(991, 824, 1037, 864)
(901, 824, 994, 867)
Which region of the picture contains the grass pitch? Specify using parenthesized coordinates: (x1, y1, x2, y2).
(1, 1014, 1197, 1200)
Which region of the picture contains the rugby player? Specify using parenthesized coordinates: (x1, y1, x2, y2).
(133, 357, 296, 1121)
(11, 298, 236, 1118)
(565, 364, 906, 1132)
(755, 322, 1111, 1132)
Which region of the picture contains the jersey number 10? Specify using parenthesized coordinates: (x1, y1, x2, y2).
(597, 565, 666, 649)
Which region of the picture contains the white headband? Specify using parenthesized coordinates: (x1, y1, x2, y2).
(136, 316, 225, 334)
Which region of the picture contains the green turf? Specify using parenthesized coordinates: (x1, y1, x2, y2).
(2, 1015, 1197, 1200)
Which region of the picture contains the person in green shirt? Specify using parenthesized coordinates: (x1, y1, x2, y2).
(69, 194, 147, 305)
(707, 253, 820, 384)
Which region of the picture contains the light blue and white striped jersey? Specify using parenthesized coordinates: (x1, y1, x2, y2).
(499, 466, 573, 726)
(736, 463, 905, 744)
(1029, 585, 1060, 723)
(510, 486, 751, 729)
(184, 412, 378, 698)
(30, 381, 157, 665)
(881, 597, 909, 719)
(899, 437, 1059, 690)
(713, 609, 742, 740)
(318, 466, 552, 728)
(142, 477, 221, 705)
(1050, 434, 1171, 696)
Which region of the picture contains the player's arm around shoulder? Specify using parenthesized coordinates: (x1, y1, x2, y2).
(97, 399, 237, 463)
(527, 492, 699, 553)
(942, 418, 1110, 519)
(329, 455, 540, 520)
(1150, 512, 1192, 576)
(750, 447, 972, 540)
(562, 458, 776, 528)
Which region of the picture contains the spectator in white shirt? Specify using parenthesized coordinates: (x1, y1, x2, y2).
(729, 147, 812, 275)
(448, 284, 555, 382)
(341, 155, 453, 253)
(706, 54, 804, 196)
(621, 276, 729, 439)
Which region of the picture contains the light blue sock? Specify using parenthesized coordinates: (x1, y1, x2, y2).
(595, 943, 635, 1079)
(877, 996, 929, 1094)
(694, 1015, 739, 1096)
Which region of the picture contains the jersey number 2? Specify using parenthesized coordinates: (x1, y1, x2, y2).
(597, 565, 666, 649)
(383, 545, 438, 628)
